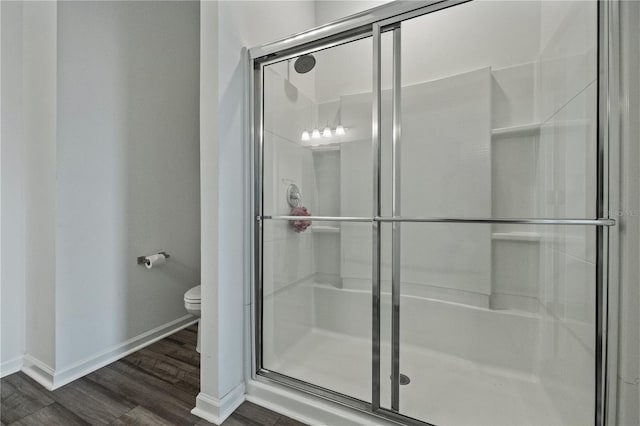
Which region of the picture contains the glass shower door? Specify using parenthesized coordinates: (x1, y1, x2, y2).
(258, 36, 377, 405)
(254, 1, 612, 424)
(378, 1, 603, 425)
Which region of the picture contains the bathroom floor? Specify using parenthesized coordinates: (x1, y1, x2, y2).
(0, 325, 304, 426)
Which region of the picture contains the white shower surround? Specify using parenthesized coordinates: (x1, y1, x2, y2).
(259, 2, 598, 424)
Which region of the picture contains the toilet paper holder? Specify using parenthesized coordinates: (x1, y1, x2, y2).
(137, 251, 170, 265)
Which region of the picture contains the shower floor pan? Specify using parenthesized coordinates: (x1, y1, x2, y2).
(270, 328, 578, 426)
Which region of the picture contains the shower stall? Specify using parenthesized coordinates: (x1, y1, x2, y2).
(248, 1, 619, 425)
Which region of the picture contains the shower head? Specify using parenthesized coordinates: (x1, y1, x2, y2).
(294, 54, 316, 74)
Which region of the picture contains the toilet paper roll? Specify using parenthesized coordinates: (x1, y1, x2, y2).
(145, 253, 167, 269)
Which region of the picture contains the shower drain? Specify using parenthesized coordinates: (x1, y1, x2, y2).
(390, 374, 411, 385)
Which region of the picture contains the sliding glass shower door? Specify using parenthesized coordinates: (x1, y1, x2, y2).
(258, 36, 376, 406)
(253, 1, 614, 425)
(377, 2, 602, 425)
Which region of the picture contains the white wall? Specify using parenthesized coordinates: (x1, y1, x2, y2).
(314, 0, 391, 27)
(197, 2, 316, 422)
(198, 0, 220, 418)
(55, 0, 200, 371)
(22, 0, 58, 371)
(216, 0, 316, 392)
(0, 0, 26, 376)
(1, 0, 200, 386)
(313, 0, 541, 103)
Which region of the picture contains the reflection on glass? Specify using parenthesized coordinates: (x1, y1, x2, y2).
(261, 36, 375, 401)
(261, 220, 372, 401)
(379, 223, 595, 425)
(262, 37, 373, 219)
(379, 1, 597, 424)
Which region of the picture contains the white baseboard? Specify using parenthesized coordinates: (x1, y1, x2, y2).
(22, 355, 56, 390)
(0, 356, 25, 378)
(191, 382, 246, 425)
(246, 379, 396, 426)
(22, 315, 198, 390)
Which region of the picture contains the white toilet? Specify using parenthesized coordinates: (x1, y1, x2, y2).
(184, 285, 201, 352)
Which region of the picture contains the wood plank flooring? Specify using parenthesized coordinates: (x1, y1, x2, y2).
(1, 325, 307, 426)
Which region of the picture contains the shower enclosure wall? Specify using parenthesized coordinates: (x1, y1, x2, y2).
(249, 1, 618, 425)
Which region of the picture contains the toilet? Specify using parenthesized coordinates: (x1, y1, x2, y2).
(184, 285, 201, 353)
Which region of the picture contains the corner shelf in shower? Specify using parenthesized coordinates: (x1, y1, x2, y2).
(491, 123, 541, 137)
(311, 145, 341, 152)
(491, 231, 541, 242)
(311, 225, 340, 233)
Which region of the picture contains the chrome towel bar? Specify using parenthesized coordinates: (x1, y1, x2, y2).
(260, 215, 616, 226)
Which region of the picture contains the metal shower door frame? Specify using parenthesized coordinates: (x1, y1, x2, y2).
(246, 1, 620, 425)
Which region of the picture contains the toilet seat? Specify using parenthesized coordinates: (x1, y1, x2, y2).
(184, 285, 201, 303)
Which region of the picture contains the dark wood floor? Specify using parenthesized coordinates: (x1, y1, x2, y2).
(1, 325, 306, 426)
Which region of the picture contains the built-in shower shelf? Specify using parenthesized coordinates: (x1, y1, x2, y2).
(311, 145, 341, 152)
(491, 123, 541, 137)
(311, 225, 340, 233)
(491, 232, 541, 242)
